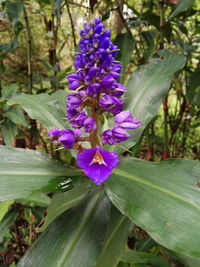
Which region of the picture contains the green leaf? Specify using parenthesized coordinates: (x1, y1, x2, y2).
(111, 51, 186, 152)
(96, 208, 132, 267)
(19, 191, 131, 267)
(18, 190, 110, 267)
(0, 200, 13, 222)
(0, 145, 81, 201)
(1, 83, 18, 100)
(4, 106, 29, 128)
(54, 0, 64, 18)
(114, 32, 135, 83)
(121, 250, 171, 267)
(0, 208, 18, 242)
(0, 40, 18, 60)
(8, 90, 67, 129)
(16, 193, 51, 207)
(186, 67, 200, 106)
(1, 120, 18, 146)
(106, 157, 200, 259)
(168, 0, 194, 21)
(39, 181, 95, 231)
(175, 252, 200, 267)
(5, 1, 24, 35)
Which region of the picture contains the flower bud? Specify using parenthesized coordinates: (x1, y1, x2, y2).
(58, 129, 75, 149)
(84, 117, 96, 133)
(112, 127, 130, 142)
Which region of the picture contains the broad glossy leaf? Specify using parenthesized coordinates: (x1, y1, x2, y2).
(0, 145, 81, 201)
(121, 250, 170, 267)
(114, 32, 135, 83)
(8, 90, 67, 129)
(111, 51, 185, 152)
(0, 200, 13, 221)
(96, 208, 132, 267)
(168, 0, 194, 21)
(106, 157, 200, 259)
(39, 181, 95, 231)
(18, 190, 110, 267)
(19, 190, 131, 267)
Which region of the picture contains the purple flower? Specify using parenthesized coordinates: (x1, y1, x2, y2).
(48, 128, 61, 137)
(74, 129, 82, 137)
(67, 93, 82, 109)
(102, 130, 116, 145)
(69, 80, 81, 90)
(99, 93, 124, 115)
(86, 83, 101, 97)
(84, 117, 96, 133)
(48, 18, 142, 186)
(77, 146, 119, 184)
(115, 110, 141, 129)
(58, 129, 75, 149)
(112, 127, 130, 142)
(111, 83, 126, 97)
(101, 75, 115, 87)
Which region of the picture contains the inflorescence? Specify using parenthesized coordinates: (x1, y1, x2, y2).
(49, 18, 141, 185)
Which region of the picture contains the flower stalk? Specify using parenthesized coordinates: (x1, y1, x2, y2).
(49, 18, 141, 184)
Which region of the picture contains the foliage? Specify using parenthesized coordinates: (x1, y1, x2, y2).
(0, 0, 200, 266)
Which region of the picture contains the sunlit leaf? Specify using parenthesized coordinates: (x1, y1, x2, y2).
(168, 0, 194, 21)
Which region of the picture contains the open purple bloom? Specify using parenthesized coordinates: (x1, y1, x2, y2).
(77, 145, 119, 185)
(115, 110, 141, 129)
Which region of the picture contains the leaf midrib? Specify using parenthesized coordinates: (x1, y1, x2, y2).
(40, 194, 87, 232)
(57, 191, 101, 267)
(96, 215, 126, 261)
(113, 168, 200, 211)
(0, 170, 75, 176)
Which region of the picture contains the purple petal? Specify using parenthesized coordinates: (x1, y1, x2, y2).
(77, 146, 119, 185)
(48, 128, 61, 137)
(115, 110, 131, 124)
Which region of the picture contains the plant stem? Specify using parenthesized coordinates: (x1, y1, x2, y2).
(65, 0, 76, 47)
(159, 0, 165, 49)
(39, 135, 49, 154)
(90, 98, 101, 147)
(51, 0, 58, 91)
(0, 76, 2, 98)
(23, 5, 33, 94)
(163, 97, 169, 159)
(159, 0, 169, 159)
(115, 1, 131, 34)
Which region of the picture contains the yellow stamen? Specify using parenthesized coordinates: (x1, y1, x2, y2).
(89, 150, 107, 166)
